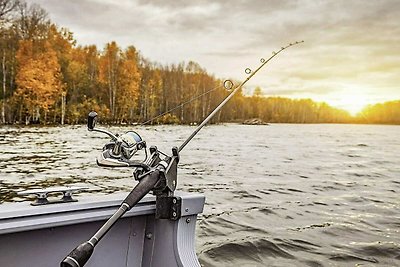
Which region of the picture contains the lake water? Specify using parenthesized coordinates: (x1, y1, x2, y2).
(0, 124, 399, 266)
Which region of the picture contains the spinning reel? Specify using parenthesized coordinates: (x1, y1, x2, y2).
(87, 111, 147, 168)
(87, 111, 179, 196)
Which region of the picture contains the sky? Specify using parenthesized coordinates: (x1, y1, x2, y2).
(27, 0, 400, 114)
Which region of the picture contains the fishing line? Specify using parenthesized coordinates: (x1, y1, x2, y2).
(140, 41, 303, 127)
(178, 40, 304, 152)
(140, 83, 225, 125)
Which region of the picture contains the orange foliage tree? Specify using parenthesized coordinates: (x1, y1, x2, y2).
(115, 46, 141, 123)
(14, 39, 63, 123)
(98, 41, 120, 120)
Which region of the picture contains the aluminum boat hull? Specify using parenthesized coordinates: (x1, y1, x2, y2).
(0, 191, 205, 267)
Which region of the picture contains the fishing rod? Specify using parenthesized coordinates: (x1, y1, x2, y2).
(60, 40, 303, 267)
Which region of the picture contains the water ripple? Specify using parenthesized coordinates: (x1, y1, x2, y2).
(1, 124, 399, 266)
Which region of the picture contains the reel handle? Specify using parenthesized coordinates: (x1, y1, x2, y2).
(87, 111, 97, 130)
(86, 111, 118, 141)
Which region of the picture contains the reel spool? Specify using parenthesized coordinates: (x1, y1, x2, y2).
(120, 131, 146, 159)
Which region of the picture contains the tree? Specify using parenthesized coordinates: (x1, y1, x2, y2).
(359, 101, 400, 124)
(99, 41, 120, 120)
(84, 45, 99, 99)
(116, 46, 141, 122)
(14, 39, 63, 123)
(1, 0, 19, 123)
(0, 0, 19, 23)
(14, 2, 49, 40)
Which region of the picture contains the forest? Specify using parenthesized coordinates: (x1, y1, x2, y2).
(0, 0, 399, 125)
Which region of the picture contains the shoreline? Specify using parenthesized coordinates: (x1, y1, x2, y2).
(1, 122, 399, 127)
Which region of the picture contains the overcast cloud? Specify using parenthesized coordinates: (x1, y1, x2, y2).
(27, 0, 400, 112)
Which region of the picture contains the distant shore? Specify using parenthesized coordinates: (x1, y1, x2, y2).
(1, 121, 399, 127)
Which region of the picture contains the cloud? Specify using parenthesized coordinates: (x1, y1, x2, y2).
(26, 0, 400, 108)
(262, 86, 340, 96)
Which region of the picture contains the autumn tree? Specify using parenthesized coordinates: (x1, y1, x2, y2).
(14, 39, 63, 123)
(115, 46, 141, 122)
(14, 2, 49, 40)
(359, 101, 400, 124)
(0, 0, 19, 23)
(83, 45, 99, 98)
(0, 27, 17, 123)
(0, 0, 19, 123)
(99, 41, 119, 120)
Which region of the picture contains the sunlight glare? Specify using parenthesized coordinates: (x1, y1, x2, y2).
(328, 93, 372, 115)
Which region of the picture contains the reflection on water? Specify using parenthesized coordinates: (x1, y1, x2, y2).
(1, 124, 400, 266)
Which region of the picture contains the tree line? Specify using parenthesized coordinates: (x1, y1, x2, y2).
(357, 101, 400, 124)
(0, 1, 398, 125)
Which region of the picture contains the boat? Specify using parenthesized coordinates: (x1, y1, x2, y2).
(1, 112, 206, 267)
(0, 42, 302, 266)
(0, 190, 205, 267)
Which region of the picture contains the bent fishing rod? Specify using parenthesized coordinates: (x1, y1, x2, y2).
(60, 40, 303, 267)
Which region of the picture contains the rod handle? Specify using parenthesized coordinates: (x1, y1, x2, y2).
(123, 169, 161, 208)
(60, 241, 94, 267)
(60, 170, 161, 267)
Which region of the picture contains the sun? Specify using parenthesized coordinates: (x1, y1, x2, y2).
(318, 85, 379, 115)
(330, 93, 371, 115)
